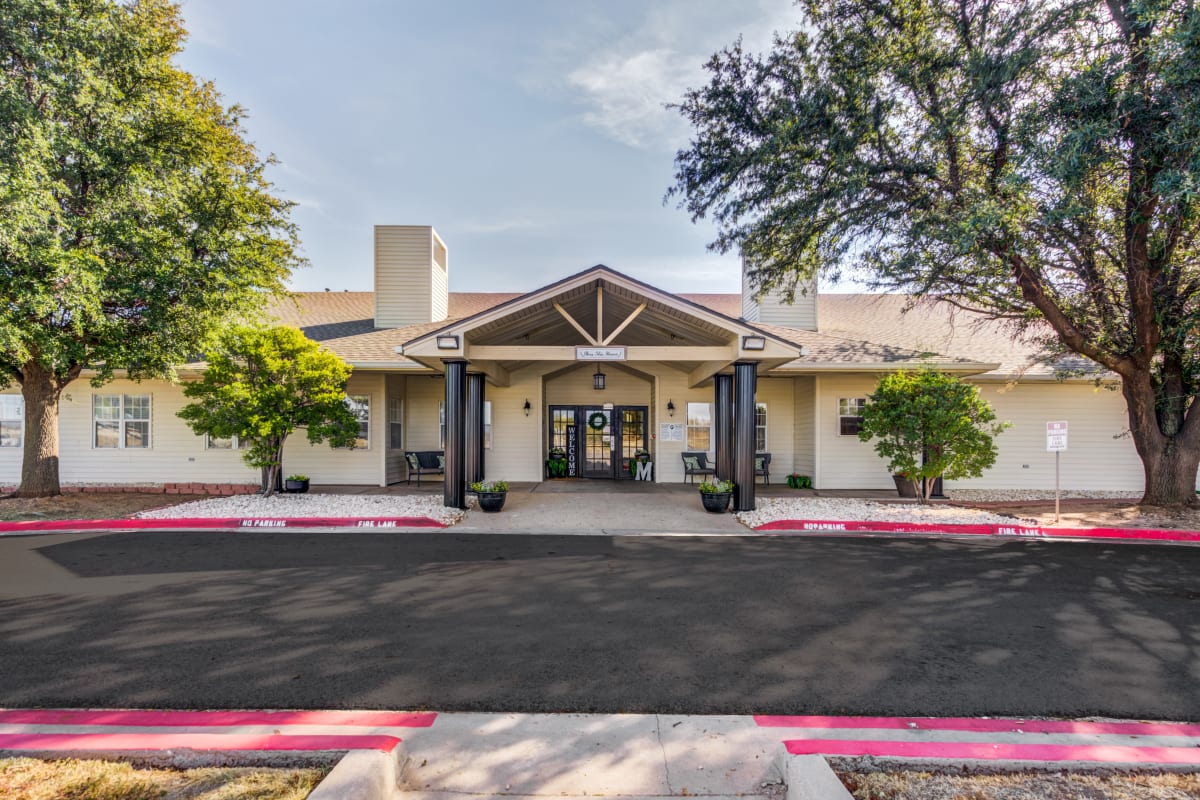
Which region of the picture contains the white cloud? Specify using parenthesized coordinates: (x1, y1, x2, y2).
(567, 49, 694, 149)
(559, 0, 799, 151)
(457, 217, 546, 235)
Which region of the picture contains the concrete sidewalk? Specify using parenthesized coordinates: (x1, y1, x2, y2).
(6, 711, 1200, 799)
(454, 485, 748, 534)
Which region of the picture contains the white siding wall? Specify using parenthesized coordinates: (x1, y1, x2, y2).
(952, 381, 1144, 491)
(374, 225, 448, 328)
(0, 390, 25, 486)
(792, 376, 816, 480)
(482, 368, 544, 482)
(814, 374, 1152, 491)
(61, 378, 260, 485)
(816, 374, 908, 489)
(757, 377, 794, 479)
(545, 363, 652, 406)
(403, 375, 445, 451)
(0, 375, 387, 487)
(654, 369, 694, 483)
(281, 372, 385, 485)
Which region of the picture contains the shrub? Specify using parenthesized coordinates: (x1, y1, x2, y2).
(859, 370, 1009, 502)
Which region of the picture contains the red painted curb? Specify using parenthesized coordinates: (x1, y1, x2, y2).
(0, 732, 401, 753)
(754, 518, 1200, 543)
(784, 738, 1200, 764)
(756, 715, 1200, 737)
(0, 709, 437, 728)
(0, 517, 444, 533)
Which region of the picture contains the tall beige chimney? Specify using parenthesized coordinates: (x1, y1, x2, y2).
(741, 254, 818, 330)
(373, 225, 449, 328)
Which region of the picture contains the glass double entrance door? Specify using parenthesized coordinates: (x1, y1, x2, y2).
(548, 405, 649, 479)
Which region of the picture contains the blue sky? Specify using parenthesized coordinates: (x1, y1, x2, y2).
(175, 0, 804, 295)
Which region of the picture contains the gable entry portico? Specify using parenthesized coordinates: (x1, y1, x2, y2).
(400, 266, 803, 512)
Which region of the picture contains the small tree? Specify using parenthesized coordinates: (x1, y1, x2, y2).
(858, 371, 1008, 503)
(178, 326, 360, 495)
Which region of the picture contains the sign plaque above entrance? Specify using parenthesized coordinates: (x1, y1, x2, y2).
(576, 346, 626, 361)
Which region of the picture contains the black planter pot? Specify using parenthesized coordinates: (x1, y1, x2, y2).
(892, 474, 917, 498)
(700, 491, 732, 513)
(477, 491, 507, 513)
(284, 479, 310, 494)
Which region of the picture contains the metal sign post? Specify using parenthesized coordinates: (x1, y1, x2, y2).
(1046, 421, 1068, 523)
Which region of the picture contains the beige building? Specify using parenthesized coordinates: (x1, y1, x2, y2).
(0, 224, 1164, 505)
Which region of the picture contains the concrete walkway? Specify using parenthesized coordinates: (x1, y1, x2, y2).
(315, 480, 841, 535)
(6, 710, 1200, 798)
(456, 483, 747, 534)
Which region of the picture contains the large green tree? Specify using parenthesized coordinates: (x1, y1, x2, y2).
(0, 0, 299, 497)
(178, 326, 361, 497)
(671, 1, 1200, 506)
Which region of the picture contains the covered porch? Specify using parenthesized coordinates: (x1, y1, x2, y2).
(399, 266, 803, 511)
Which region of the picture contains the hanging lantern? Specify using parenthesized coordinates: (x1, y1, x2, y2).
(593, 367, 606, 390)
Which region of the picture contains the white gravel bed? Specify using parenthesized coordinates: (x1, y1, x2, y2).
(736, 497, 1032, 529)
(136, 493, 467, 525)
(946, 489, 1141, 502)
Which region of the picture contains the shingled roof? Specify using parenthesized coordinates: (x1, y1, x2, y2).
(263, 288, 1075, 377)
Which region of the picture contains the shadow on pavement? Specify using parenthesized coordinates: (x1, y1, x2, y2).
(0, 532, 1197, 719)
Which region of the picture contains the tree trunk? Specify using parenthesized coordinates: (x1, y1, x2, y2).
(14, 364, 64, 498)
(1139, 444, 1200, 506)
(260, 436, 286, 496)
(1123, 378, 1200, 507)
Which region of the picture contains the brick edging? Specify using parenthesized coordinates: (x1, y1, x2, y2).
(754, 518, 1200, 543)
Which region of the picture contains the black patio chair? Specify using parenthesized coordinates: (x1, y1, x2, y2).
(681, 451, 716, 484)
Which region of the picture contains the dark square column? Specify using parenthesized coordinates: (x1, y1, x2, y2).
(713, 373, 733, 481)
(443, 360, 468, 509)
(465, 372, 486, 486)
(733, 361, 758, 512)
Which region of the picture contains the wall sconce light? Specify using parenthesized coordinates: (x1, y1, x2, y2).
(523, 399, 531, 416)
(436, 334, 460, 350)
(667, 399, 675, 417)
(742, 335, 766, 351)
(593, 367, 606, 391)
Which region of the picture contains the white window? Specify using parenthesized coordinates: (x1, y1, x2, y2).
(388, 397, 403, 450)
(686, 402, 712, 451)
(346, 395, 370, 449)
(0, 396, 22, 448)
(439, 400, 446, 449)
(484, 400, 492, 450)
(755, 403, 767, 451)
(93, 394, 151, 449)
(838, 397, 867, 436)
(206, 434, 250, 450)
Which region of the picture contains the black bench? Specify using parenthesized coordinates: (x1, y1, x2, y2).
(405, 450, 445, 486)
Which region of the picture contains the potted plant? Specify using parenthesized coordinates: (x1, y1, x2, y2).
(629, 448, 651, 478)
(786, 473, 812, 489)
(546, 447, 567, 478)
(471, 480, 509, 512)
(697, 479, 735, 512)
(284, 474, 310, 494)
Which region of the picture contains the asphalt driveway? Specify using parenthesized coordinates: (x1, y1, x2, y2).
(0, 530, 1197, 718)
